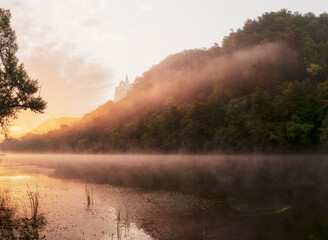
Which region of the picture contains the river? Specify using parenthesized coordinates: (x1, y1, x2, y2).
(0, 154, 327, 239)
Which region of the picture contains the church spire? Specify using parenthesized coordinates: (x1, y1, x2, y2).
(125, 74, 129, 84)
(114, 74, 132, 102)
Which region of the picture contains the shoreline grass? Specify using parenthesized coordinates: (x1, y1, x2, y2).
(0, 187, 46, 239)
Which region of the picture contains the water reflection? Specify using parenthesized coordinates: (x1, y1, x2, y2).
(0, 175, 31, 180)
(0, 156, 152, 239)
(0, 154, 327, 240)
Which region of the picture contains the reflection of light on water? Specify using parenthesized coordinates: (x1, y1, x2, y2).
(0, 175, 31, 180)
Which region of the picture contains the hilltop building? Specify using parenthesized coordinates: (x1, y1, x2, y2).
(114, 75, 132, 102)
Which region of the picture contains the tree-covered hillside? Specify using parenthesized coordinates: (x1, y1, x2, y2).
(2, 9, 328, 153)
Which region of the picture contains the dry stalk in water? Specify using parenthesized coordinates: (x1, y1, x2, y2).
(26, 183, 39, 220)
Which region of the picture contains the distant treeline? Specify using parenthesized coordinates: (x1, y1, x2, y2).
(2, 9, 328, 153)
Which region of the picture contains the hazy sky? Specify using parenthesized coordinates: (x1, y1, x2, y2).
(1, 0, 327, 134)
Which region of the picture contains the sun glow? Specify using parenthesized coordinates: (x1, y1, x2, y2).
(0, 175, 31, 180)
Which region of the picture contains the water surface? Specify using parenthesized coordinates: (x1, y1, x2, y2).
(0, 154, 327, 240)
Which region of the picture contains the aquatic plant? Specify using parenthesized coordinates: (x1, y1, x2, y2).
(26, 183, 39, 220)
(85, 185, 94, 208)
(116, 207, 121, 240)
(0, 189, 46, 239)
(113, 204, 130, 240)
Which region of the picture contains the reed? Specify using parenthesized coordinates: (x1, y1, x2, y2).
(85, 186, 94, 208)
(114, 205, 130, 240)
(26, 183, 39, 220)
(0, 188, 46, 239)
(116, 207, 121, 240)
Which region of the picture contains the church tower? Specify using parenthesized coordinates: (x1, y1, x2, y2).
(114, 74, 132, 102)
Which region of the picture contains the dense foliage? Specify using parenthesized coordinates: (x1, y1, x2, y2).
(2, 9, 328, 153)
(0, 9, 46, 136)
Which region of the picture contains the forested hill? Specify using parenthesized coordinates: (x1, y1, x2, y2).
(2, 9, 328, 153)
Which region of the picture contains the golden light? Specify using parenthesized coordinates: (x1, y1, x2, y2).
(0, 175, 31, 180)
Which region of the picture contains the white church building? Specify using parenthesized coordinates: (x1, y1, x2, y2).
(114, 75, 132, 102)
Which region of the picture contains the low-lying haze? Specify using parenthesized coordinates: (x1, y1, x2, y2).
(1, 0, 326, 135)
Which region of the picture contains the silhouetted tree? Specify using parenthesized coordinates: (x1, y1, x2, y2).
(0, 9, 46, 136)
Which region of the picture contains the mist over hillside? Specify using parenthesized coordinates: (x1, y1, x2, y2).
(2, 9, 328, 153)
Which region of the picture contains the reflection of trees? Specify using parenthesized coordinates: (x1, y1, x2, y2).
(50, 154, 328, 239)
(132, 201, 328, 240)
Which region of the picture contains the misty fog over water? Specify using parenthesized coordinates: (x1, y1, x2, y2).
(0, 153, 327, 239)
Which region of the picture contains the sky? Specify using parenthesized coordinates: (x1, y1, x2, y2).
(0, 0, 327, 135)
